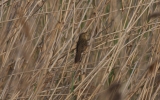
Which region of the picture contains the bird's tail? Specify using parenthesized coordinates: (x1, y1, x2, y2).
(75, 52, 81, 63)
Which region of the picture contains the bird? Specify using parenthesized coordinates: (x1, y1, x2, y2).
(75, 33, 88, 63)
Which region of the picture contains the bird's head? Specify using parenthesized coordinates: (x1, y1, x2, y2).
(79, 32, 88, 40)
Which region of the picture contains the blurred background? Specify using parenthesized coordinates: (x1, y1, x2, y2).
(0, 0, 159, 100)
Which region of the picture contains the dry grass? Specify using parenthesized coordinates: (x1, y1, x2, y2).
(0, 0, 160, 100)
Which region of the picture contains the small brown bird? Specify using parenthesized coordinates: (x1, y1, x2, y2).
(75, 33, 88, 63)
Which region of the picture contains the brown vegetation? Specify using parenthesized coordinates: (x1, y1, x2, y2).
(0, 0, 160, 100)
